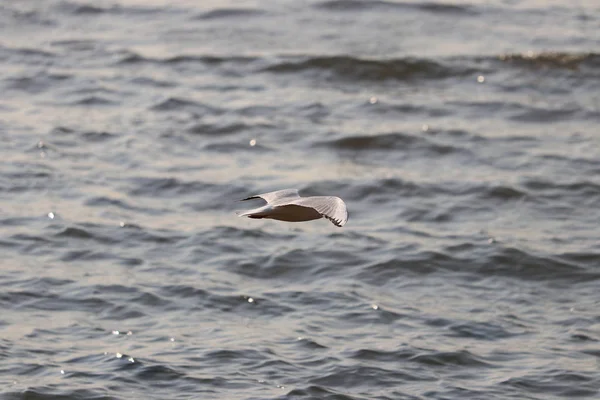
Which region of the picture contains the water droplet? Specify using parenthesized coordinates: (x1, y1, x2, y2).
(247, 297, 254, 303)
(369, 96, 378, 104)
(249, 139, 256, 147)
(37, 141, 45, 148)
(421, 124, 429, 132)
(487, 238, 495, 244)
(48, 212, 55, 219)
(477, 75, 485, 83)
(112, 330, 120, 335)
(170, 337, 175, 342)
(60, 370, 65, 374)
(371, 304, 379, 310)
(127, 331, 132, 335)
(119, 221, 126, 227)
(128, 357, 135, 363)
(116, 352, 122, 358)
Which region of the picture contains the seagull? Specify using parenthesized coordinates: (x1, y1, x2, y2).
(236, 189, 348, 227)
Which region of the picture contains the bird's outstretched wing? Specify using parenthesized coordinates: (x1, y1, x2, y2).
(241, 189, 300, 204)
(288, 196, 348, 227)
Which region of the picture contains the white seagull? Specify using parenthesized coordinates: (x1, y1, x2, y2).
(236, 189, 348, 227)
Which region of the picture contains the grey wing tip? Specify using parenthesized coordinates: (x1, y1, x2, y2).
(240, 196, 260, 201)
(324, 215, 346, 227)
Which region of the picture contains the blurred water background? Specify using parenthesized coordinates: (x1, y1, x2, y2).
(1, 0, 600, 399)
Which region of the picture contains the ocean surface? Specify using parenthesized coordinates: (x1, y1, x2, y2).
(1, 0, 599, 399)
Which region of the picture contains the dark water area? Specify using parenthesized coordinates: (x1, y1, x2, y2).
(1, 0, 600, 399)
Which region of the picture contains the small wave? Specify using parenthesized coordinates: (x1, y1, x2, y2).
(68, 4, 107, 14)
(10, 233, 55, 245)
(118, 51, 257, 66)
(126, 177, 212, 197)
(50, 39, 96, 51)
(54, 223, 182, 249)
(135, 364, 184, 381)
(116, 51, 149, 64)
(570, 333, 598, 342)
(15, 290, 114, 315)
(227, 251, 315, 281)
(150, 97, 222, 114)
(286, 386, 361, 400)
(315, 0, 476, 15)
(58, 1, 162, 16)
(166, 54, 257, 65)
(410, 349, 494, 367)
(159, 285, 211, 299)
(1, 45, 56, 67)
(80, 131, 118, 142)
(509, 105, 581, 123)
(319, 132, 468, 157)
(479, 184, 527, 201)
(559, 252, 600, 269)
(201, 226, 297, 242)
(195, 8, 266, 20)
(295, 337, 328, 350)
(203, 141, 273, 153)
(48, 126, 75, 135)
(295, 102, 331, 121)
(310, 364, 432, 388)
(263, 55, 474, 82)
(130, 76, 176, 88)
(70, 95, 118, 106)
(1, 45, 56, 59)
(55, 226, 97, 240)
(2, 168, 54, 193)
(7, 388, 113, 400)
(1, 5, 55, 26)
(225, 247, 359, 283)
(500, 369, 599, 397)
(521, 178, 600, 202)
(349, 348, 415, 362)
(323, 132, 417, 150)
(446, 321, 517, 340)
(498, 51, 600, 72)
(202, 348, 266, 364)
(367, 101, 452, 118)
(59, 251, 142, 267)
(59, 249, 116, 262)
(418, 2, 477, 14)
(0, 217, 47, 227)
(84, 196, 163, 214)
(340, 305, 408, 326)
(484, 246, 597, 282)
(357, 257, 438, 284)
(188, 122, 252, 136)
(4, 72, 71, 94)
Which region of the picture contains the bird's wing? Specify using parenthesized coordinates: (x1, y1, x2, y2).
(240, 189, 300, 204)
(236, 204, 272, 218)
(287, 196, 348, 227)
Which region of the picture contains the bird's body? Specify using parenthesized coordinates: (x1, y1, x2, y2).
(236, 189, 348, 227)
